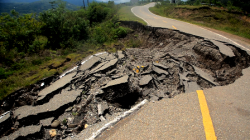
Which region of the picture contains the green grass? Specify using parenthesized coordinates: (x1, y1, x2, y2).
(118, 6, 147, 25)
(149, 5, 250, 40)
(0, 40, 112, 100)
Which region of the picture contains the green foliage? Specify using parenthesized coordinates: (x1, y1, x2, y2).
(39, 0, 89, 49)
(72, 112, 78, 116)
(0, 10, 43, 64)
(0, 0, 132, 100)
(62, 118, 67, 125)
(91, 20, 128, 44)
(86, 1, 117, 25)
(0, 1, 78, 15)
(0, 68, 13, 79)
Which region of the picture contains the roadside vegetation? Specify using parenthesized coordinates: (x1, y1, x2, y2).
(149, 0, 250, 39)
(0, 0, 141, 100)
(118, 6, 147, 25)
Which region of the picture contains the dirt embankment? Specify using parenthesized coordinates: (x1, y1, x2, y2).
(0, 21, 250, 140)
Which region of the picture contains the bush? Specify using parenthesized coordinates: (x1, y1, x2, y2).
(114, 26, 128, 38)
(0, 10, 42, 62)
(39, 1, 90, 49)
(0, 68, 13, 79)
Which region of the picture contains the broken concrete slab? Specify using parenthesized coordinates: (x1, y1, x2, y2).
(36, 72, 77, 104)
(2, 125, 42, 140)
(102, 75, 129, 89)
(211, 40, 235, 57)
(153, 66, 169, 75)
(94, 59, 118, 73)
(192, 65, 219, 86)
(139, 75, 153, 86)
(78, 56, 100, 71)
(14, 89, 81, 122)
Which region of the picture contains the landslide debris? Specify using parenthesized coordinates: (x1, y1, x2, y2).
(0, 21, 250, 139)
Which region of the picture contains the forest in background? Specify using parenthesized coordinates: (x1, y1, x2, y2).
(0, 0, 132, 100)
(0, 0, 79, 14)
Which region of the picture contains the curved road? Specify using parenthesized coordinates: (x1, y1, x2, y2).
(92, 4, 250, 140)
(131, 3, 250, 52)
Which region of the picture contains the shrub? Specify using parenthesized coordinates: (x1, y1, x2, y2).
(0, 68, 13, 79)
(0, 10, 42, 62)
(39, 0, 89, 49)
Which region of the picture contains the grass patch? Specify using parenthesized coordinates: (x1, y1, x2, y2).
(118, 6, 147, 25)
(149, 5, 250, 39)
(0, 51, 86, 100)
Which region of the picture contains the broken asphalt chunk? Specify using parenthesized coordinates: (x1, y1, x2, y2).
(211, 40, 235, 57)
(78, 56, 100, 71)
(139, 75, 153, 86)
(40, 117, 54, 127)
(102, 75, 129, 89)
(14, 89, 82, 124)
(117, 51, 125, 59)
(184, 82, 201, 93)
(36, 72, 77, 104)
(2, 125, 42, 140)
(153, 62, 169, 70)
(94, 59, 118, 73)
(192, 65, 219, 86)
(97, 102, 109, 116)
(153, 66, 169, 75)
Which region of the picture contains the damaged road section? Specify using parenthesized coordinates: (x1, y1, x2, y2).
(1, 21, 250, 140)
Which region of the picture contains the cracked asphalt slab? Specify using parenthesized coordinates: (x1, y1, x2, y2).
(95, 3, 250, 140)
(97, 67, 250, 140)
(1, 4, 250, 139)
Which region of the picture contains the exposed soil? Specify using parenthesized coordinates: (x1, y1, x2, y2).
(0, 21, 250, 140)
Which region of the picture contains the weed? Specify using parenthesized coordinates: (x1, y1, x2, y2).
(62, 119, 67, 125)
(72, 112, 78, 116)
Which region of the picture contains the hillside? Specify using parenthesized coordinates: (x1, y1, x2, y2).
(150, 4, 250, 39)
(0, 0, 79, 14)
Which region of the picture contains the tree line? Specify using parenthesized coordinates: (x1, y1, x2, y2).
(0, 0, 128, 78)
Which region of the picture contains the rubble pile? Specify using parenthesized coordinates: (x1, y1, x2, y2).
(0, 23, 250, 139)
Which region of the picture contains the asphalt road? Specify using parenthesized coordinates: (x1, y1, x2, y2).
(95, 3, 250, 140)
(131, 3, 250, 53)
